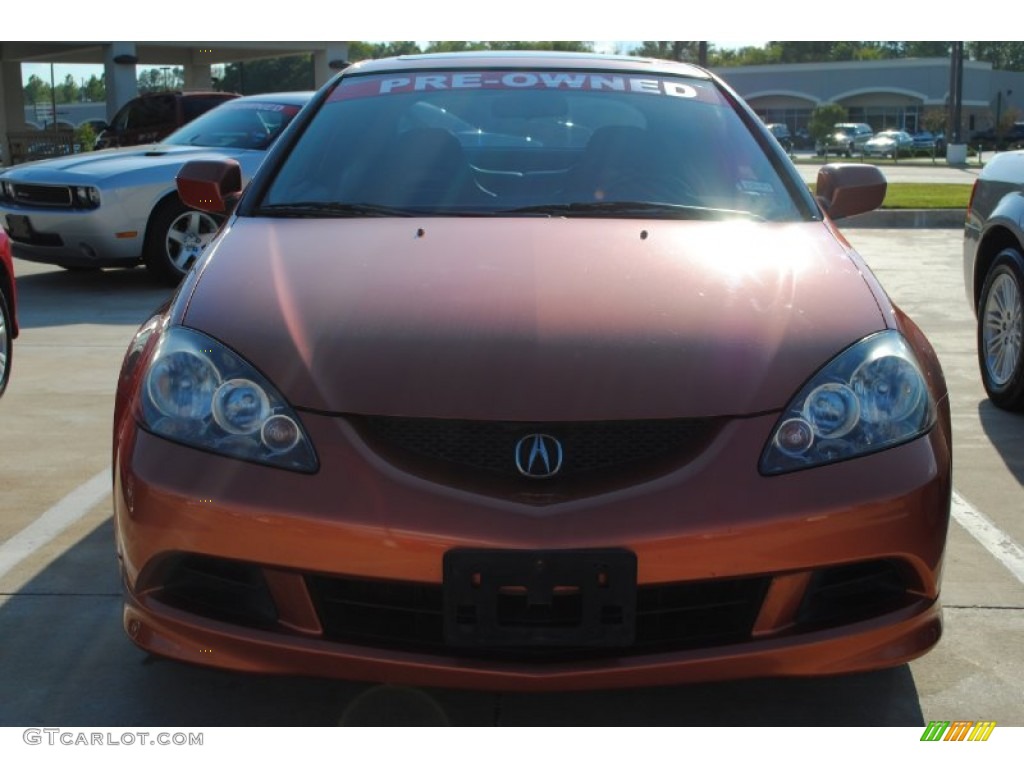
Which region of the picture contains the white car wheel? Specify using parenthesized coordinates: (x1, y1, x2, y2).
(145, 199, 221, 285)
(978, 247, 1024, 409)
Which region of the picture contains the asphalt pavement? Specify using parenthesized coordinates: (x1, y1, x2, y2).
(0, 223, 1022, 726)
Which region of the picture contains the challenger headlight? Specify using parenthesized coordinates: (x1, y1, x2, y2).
(760, 330, 935, 475)
(138, 327, 317, 472)
(72, 185, 100, 208)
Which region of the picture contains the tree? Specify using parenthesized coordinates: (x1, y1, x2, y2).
(84, 74, 105, 103)
(423, 42, 485, 54)
(349, 41, 422, 61)
(137, 67, 184, 93)
(903, 42, 952, 58)
(74, 122, 96, 152)
(631, 42, 701, 62)
(23, 74, 50, 106)
(218, 55, 315, 94)
(920, 108, 947, 135)
(969, 42, 1024, 71)
(57, 73, 78, 104)
(809, 103, 847, 160)
(348, 41, 594, 62)
(484, 41, 593, 52)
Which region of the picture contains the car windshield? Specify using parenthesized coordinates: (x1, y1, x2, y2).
(164, 100, 303, 150)
(259, 70, 805, 222)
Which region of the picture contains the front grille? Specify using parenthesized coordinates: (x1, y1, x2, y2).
(11, 183, 73, 207)
(143, 554, 919, 663)
(308, 576, 444, 649)
(352, 416, 720, 501)
(308, 572, 768, 661)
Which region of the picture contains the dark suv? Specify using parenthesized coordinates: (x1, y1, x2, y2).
(971, 122, 1024, 151)
(94, 91, 240, 150)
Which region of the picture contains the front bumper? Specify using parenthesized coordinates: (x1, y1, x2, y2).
(114, 409, 951, 691)
(1, 205, 143, 267)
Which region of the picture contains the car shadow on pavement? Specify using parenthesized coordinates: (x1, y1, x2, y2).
(977, 399, 1024, 486)
(0, 517, 926, 727)
(13, 266, 172, 330)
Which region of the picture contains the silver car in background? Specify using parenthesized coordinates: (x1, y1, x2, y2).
(964, 149, 1024, 409)
(862, 130, 914, 158)
(0, 92, 312, 284)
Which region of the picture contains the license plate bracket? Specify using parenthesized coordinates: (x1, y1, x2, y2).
(443, 548, 637, 647)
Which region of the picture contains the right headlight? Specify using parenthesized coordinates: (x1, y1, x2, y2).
(760, 330, 936, 475)
(137, 326, 318, 472)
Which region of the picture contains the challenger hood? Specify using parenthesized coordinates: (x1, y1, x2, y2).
(183, 217, 888, 421)
(3, 144, 262, 183)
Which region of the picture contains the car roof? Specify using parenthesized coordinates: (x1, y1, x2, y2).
(232, 91, 316, 105)
(342, 51, 712, 80)
(134, 90, 235, 98)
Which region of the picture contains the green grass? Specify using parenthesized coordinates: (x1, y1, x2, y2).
(807, 182, 972, 209)
(879, 183, 972, 209)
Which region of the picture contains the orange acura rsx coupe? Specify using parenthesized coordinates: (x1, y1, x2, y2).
(112, 51, 951, 691)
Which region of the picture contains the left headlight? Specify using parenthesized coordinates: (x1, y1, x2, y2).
(72, 185, 100, 208)
(760, 330, 935, 475)
(137, 326, 318, 472)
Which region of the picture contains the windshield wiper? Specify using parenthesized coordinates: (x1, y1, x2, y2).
(256, 202, 416, 218)
(498, 201, 765, 221)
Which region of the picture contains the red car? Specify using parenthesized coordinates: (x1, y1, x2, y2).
(94, 91, 240, 150)
(113, 52, 951, 691)
(0, 229, 17, 398)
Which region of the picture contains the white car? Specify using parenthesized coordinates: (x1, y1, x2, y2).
(964, 149, 1024, 408)
(0, 92, 312, 284)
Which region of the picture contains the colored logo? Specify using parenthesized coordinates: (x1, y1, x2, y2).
(514, 434, 563, 478)
(920, 721, 996, 741)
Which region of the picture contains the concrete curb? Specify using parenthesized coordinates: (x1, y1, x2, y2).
(839, 208, 966, 229)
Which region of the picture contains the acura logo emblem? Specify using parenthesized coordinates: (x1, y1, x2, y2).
(514, 434, 563, 478)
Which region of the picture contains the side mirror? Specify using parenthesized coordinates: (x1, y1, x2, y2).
(176, 159, 243, 215)
(815, 163, 887, 220)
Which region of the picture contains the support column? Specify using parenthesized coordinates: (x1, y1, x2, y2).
(103, 42, 139, 120)
(183, 47, 214, 90)
(313, 43, 349, 88)
(0, 60, 25, 165)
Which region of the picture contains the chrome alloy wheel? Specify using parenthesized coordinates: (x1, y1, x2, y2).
(165, 210, 220, 274)
(982, 271, 1023, 387)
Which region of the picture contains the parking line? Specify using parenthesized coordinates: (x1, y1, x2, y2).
(0, 468, 110, 583)
(952, 490, 1024, 587)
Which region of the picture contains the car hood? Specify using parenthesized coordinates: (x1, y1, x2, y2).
(1, 144, 262, 182)
(182, 217, 887, 421)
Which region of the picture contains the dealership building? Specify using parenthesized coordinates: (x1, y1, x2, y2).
(713, 56, 1024, 138)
